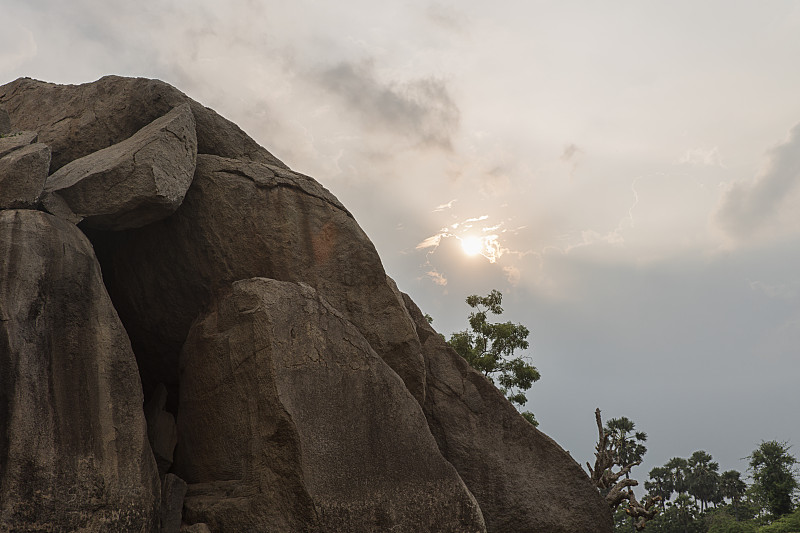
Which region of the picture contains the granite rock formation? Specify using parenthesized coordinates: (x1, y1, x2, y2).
(0, 210, 159, 531)
(0, 76, 613, 532)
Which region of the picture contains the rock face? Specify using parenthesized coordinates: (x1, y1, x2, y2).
(175, 278, 484, 532)
(92, 153, 425, 407)
(0, 76, 285, 172)
(0, 131, 38, 159)
(0, 76, 612, 533)
(0, 107, 10, 134)
(42, 103, 197, 230)
(0, 142, 51, 209)
(0, 210, 160, 532)
(402, 294, 614, 533)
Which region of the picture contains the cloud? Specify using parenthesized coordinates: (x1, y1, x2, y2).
(0, 25, 37, 73)
(426, 270, 448, 286)
(503, 265, 521, 286)
(560, 143, 583, 162)
(715, 123, 800, 241)
(417, 233, 445, 249)
(426, 3, 467, 33)
(314, 60, 460, 149)
(433, 199, 457, 212)
(680, 146, 723, 167)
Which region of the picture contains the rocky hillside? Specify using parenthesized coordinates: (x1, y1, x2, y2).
(0, 76, 612, 532)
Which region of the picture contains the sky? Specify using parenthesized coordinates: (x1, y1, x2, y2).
(3, 0, 799, 487)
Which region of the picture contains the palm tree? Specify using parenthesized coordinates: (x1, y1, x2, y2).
(605, 417, 647, 472)
(665, 457, 690, 496)
(719, 470, 747, 520)
(645, 466, 673, 511)
(687, 450, 719, 513)
(604, 417, 647, 532)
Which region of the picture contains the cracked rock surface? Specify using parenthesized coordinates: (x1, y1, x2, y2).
(175, 278, 485, 533)
(42, 103, 197, 230)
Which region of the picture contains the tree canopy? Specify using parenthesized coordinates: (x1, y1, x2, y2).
(748, 441, 798, 519)
(447, 289, 540, 424)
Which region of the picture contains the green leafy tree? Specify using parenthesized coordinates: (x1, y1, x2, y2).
(748, 441, 798, 519)
(758, 506, 800, 532)
(447, 290, 540, 424)
(687, 450, 721, 513)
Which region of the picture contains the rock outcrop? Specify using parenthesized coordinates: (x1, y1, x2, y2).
(402, 293, 614, 532)
(175, 278, 484, 532)
(0, 76, 285, 173)
(41, 103, 197, 230)
(0, 210, 160, 532)
(88, 153, 425, 408)
(0, 142, 50, 209)
(0, 76, 612, 532)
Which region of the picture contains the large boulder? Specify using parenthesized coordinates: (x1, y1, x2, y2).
(42, 103, 197, 230)
(0, 76, 286, 172)
(0, 210, 160, 532)
(0, 142, 51, 209)
(402, 293, 614, 533)
(92, 154, 425, 406)
(0, 130, 37, 159)
(175, 278, 485, 533)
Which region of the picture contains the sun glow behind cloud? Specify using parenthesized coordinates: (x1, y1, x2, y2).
(417, 212, 506, 264)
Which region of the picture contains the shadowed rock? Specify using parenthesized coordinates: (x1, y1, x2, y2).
(402, 292, 614, 533)
(0, 76, 286, 172)
(42, 103, 197, 230)
(0, 143, 50, 209)
(160, 474, 188, 533)
(175, 278, 485, 533)
(94, 154, 425, 406)
(144, 383, 178, 477)
(0, 210, 160, 532)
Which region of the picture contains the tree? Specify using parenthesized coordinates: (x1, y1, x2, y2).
(447, 290, 540, 423)
(719, 470, 747, 520)
(587, 409, 658, 531)
(665, 457, 691, 498)
(687, 450, 720, 513)
(748, 440, 798, 519)
(673, 493, 699, 533)
(605, 417, 648, 473)
(646, 466, 674, 510)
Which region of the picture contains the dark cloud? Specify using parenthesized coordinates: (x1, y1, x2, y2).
(315, 61, 460, 150)
(715, 123, 800, 240)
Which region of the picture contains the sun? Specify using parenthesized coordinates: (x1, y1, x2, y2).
(460, 235, 483, 256)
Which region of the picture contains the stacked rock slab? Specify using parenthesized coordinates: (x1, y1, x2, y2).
(0, 138, 50, 209)
(0, 210, 160, 531)
(0, 76, 613, 532)
(41, 103, 197, 230)
(175, 278, 484, 532)
(0, 76, 285, 173)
